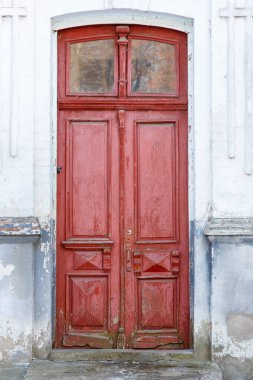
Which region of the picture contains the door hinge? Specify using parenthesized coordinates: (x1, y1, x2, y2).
(57, 166, 63, 174)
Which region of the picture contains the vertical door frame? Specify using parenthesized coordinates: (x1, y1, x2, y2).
(50, 9, 195, 352)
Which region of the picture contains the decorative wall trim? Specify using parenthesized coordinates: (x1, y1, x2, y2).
(204, 218, 253, 242)
(220, 2, 236, 159)
(244, 0, 253, 174)
(0, 15, 3, 173)
(220, 0, 253, 174)
(0, 4, 27, 160)
(0, 217, 41, 243)
(0, 7, 26, 17)
(52, 9, 193, 32)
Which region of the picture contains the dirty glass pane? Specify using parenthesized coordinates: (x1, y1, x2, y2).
(70, 39, 115, 93)
(131, 39, 176, 94)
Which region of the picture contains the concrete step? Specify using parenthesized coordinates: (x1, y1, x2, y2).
(24, 352, 222, 380)
(48, 348, 195, 363)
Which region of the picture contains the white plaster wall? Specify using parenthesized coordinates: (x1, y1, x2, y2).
(212, 242, 253, 358)
(210, 2, 253, 376)
(211, 0, 253, 217)
(0, 244, 33, 363)
(211, 240, 253, 378)
(0, 0, 34, 216)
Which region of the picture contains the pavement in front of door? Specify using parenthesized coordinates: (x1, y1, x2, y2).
(3, 359, 222, 380)
(0, 365, 28, 380)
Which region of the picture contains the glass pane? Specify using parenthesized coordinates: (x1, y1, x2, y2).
(131, 39, 176, 94)
(70, 39, 114, 94)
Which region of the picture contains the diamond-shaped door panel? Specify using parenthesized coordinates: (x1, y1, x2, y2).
(66, 274, 108, 329)
(142, 251, 171, 273)
(73, 251, 103, 270)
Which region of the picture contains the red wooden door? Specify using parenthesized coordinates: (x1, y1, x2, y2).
(56, 25, 189, 349)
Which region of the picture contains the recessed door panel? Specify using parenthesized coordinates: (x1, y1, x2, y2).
(136, 122, 177, 242)
(67, 275, 108, 329)
(138, 278, 176, 329)
(66, 120, 110, 238)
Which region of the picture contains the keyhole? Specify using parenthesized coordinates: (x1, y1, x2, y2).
(153, 141, 160, 148)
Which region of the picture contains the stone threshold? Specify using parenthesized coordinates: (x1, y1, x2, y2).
(48, 348, 195, 362)
(24, 358, 222, 380)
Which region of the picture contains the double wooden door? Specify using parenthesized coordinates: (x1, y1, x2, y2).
(56, 25, 189, 349)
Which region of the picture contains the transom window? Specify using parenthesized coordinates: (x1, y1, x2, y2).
(59, 24, 186, 100)
(130, 39, 176, 94)
(70, 39, 115, 94)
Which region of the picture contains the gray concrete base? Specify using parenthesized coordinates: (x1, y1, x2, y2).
(24, 359, 222, 380)
(0, 365, 28, 380)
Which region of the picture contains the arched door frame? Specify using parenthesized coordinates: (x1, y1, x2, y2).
(48, 8, 198, 355)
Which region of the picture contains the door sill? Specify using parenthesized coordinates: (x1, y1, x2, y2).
(48, 349, 194, 363)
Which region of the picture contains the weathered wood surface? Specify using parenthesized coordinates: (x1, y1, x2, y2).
(56, 24, 189, 349)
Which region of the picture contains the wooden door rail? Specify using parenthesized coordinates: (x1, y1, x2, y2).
(58, 100, 188, 111)
(62, 238, 114, 250)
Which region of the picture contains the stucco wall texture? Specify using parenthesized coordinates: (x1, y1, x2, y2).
(0, 0, 252, 379)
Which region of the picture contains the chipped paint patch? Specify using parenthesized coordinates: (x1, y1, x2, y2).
(227, 312, 253, 342)
(112, 311, 120, 325)
(0, 217, 40, 236)
(0, 261, 14, 280)
(0, 331, 32, 363)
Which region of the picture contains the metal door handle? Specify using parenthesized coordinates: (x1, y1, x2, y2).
(125, 244, 131, 272)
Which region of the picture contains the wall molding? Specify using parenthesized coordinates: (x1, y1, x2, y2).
(220, 1, 236, 159)
(204, 218, 253, 243)
(244, 0, 253, 174)
(52, 9, 193, 32)
(0, 217, 41, 243)
(220, 0, 253, 174)
(0, 14, 3, 172)
(0, 3, 27, 162)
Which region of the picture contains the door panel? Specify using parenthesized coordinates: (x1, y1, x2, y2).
(67, 120, 110, 238)
(57, 110, 120, 348)
(123, 111, 189, 349)
(135, 121, 177, 242)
